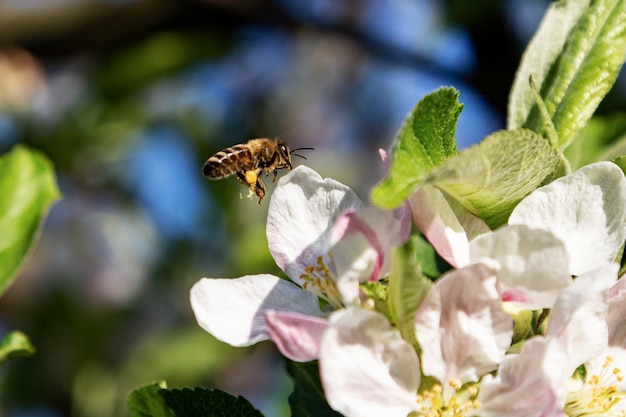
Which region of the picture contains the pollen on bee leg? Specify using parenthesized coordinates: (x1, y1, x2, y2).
(245, 169, 259, 185)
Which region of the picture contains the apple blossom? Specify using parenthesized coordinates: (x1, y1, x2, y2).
(411, 161, 626, 310)
(477, 263, 622, 417)
(191, 166, 409, 361)
(319, 261, 513, 417)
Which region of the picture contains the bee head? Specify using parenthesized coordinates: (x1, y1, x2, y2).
(277, 141, 293, 169)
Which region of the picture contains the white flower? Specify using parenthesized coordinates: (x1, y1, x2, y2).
(411, 161, 626, 309)
(319, 308, 421, 417)
(318, 261, 513, 417)
(469, 224, 572, 309)
(562, 265, 626, 416)
(415, 261, 513, 400)
(508, 161, 626, 276)
(477, 263, 621, 417)
(191, 166, 408, 361)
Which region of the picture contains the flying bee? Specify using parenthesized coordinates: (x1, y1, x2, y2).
(202, 138, 313, 204)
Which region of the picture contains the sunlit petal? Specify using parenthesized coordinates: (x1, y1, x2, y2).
(190, 274, 324, 347)
(509, 161, 626, 275)
(410, 185, 490, 268)
(477, 337, 568, 417)
(320, 308, 420, 417)
(469, 225, 572, 309)
(267, 166, 363, 285)
(546, 263, 618, 372)
(415, 261, 512, 396)
(332, 232, 378, 305)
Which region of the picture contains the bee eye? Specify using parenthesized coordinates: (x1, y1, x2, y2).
(280, 145, 288, 153)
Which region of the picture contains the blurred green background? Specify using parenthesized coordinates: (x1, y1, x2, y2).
(0, 1, 624, 416)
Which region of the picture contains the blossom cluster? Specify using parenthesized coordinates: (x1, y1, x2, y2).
(190, 158, 626, 417)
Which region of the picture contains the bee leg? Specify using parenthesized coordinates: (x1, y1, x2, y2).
(243, 169, 261, 186)
(236, 171, 247, 185)
(272, 169, 279, 183)
(255, 177, 266, 204)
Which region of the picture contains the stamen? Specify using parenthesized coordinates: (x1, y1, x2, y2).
(413, 380, 480, 416)
(565, 355, 626, 416)
(299, 252, 342, 308)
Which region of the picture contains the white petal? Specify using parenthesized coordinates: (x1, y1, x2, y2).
(546, 263, 618, 372)
(609, 277, 626, 347)
(469, 225, 572, 309)
(190, 275, 324, 347)
(410, 185, 490, 268)
(477, 337, 568, 417)
(320, 308, 420, 417)
(585, 347, 626, 392)
(333, 206, 410, 252)
(267, 166, 363, 284)
(332, 232, 378, 305)
(415, 261, 512, 394)
(509, 161, 626, 275)
(265, 310, 327, 362)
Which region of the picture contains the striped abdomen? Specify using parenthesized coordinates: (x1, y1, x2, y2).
(202, 145, 256, 178)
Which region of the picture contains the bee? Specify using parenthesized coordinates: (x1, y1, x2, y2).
(202, 138, 313, 204)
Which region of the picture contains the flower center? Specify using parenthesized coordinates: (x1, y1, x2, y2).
(299, 253, 343, 308)
(413, 379, 480, 417)
(564, 356, 626, 417)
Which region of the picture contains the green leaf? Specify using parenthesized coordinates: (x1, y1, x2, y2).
(564, 116, 626, 169)
(286, 360, 341, 417)
(160, 387, 264, 417)
(426, 129, 560, 229)
(509, 0, 626, 149)
(371, 87, 463, 208)
(128, 382, 175, 417)
(413, 233, 452, 279)
(360, 281, 390, 320)
(0, 331, 35, 364)
(612, 155, 626, 176)
(0, 145, 60, 297)
(508, 0, 591, 130)
(388, 237, 432, 351)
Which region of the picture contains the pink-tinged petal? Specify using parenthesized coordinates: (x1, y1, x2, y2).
(330, 206, 408, 284)
(501, 288, 535, 304)
(329, 209, 383, 282)
(332, 233, 378, 305)
(190, 274, 324, 347)
(546, 263, 618, 373)
(608, 278, 626, 347)
(477, 337, 568, 417)
(333, 206, 411, 250)
(415, 261, 512, 395)
(265, 310, 327, 362)
(267, 166, 363, 285)
(469, 225, 572, 309)
(379, 148, 388, 163)
(320, 308, 420, 417)
(509, 161, 626, 276)
(410, 186, 490, 268)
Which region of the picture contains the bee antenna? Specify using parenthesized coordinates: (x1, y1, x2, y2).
(290, 147, 314, 160)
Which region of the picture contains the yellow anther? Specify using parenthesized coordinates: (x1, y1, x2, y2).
(449, 378, 462, 390)
(298, 252, 342, 308)
(564, 355, 626, 416)
(412, 381, 480, 416)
